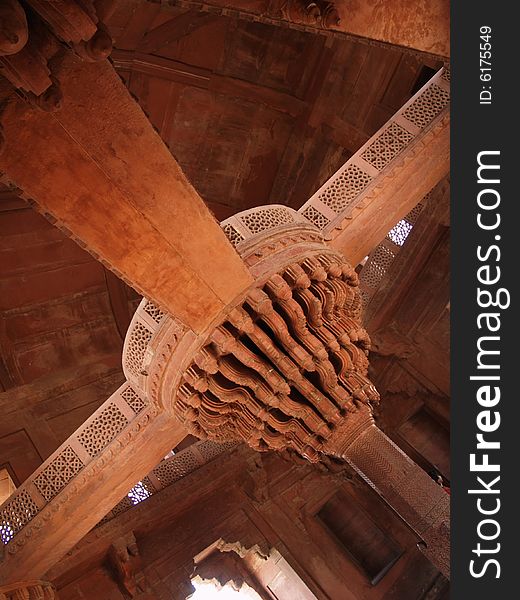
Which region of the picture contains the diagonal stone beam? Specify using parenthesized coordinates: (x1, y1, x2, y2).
(0, 379, 187, 582)
(298, 66, 450, 266)
(0, 52, 253, 335)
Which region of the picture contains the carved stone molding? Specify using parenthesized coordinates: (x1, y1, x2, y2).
(0, 0, 112, 99)
(0, 581, 58, 600)
(190, 539, 272, 599)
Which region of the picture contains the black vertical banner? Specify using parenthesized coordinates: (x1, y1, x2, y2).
(452, 1, 516, 597)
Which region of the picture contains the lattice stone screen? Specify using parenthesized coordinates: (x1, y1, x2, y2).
(222, 223, 245, 247)
(143, 300, 166, 324)
(0, 382, 147, 548)
(387, 220, 413, 247)
(122, 299, 169, 391)
(78, 403, 129, 458)
(34, 446, 84, 502)
(403, 84, 450, 129)
(298, 66, 449, 234)
(221, 205, 311, 247)
(0, 489, 39, 544)
(124, 321, 153, 378)
(360, 122, 414, 171)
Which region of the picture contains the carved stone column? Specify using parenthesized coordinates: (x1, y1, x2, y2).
(0, 581, 58, 599)
(326, 408, 450, 576)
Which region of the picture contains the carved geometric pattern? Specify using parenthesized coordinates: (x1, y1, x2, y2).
(77, 403, 128, 458)
(404, 201, 425, 225)
(0, 489, 38, 545)
(240, 207, 295, 234)
(441, 65, 450, 83)
(403, 84, 450, 129)
(109, 495, 134, 519)
(121, 386, 147, 414)
(143, 300, 166, 324)
(421, 520, 451, 577)
(346, 426, 449, 536)
(34, 446, 84, 502)
(315, 164, 373, 214)
(386, 219, 413, 247)
(359, 289, 370, 307)
(223, 223, 245, 247)
(127, 477, 155, 505)
(196, 440, 237, 462)
(359, 245, 396, 289)
(302, 205, 330, 229)
(360, 122, 414, 171)
(124, 321, 153, 377)
(153, 449, 200, 486)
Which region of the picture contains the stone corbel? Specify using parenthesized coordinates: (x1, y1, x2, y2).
(107, 532, 150, 598)
(242, 455, 269, 503)
(0, 0, 112, 100)
(282, 0, 340, 29)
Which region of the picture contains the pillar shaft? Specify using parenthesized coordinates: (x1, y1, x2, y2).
(0, 53, 253, 334)
(342, 422, 450, 577)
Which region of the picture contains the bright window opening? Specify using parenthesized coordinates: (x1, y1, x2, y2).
(190, 579, 260, 600)
(387, 219, 413, 246)
(0, 468, 16, 545)
(127, 480, 152, 505)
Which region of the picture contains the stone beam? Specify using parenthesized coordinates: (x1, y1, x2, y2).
(329, 115, 449, 266)
(111, 50, 308, 118)
(0, 52, 253, 335)
(157, 0, 449, 59)
(298, 66, 450, 266)
(335, 0, 449, 58)
(0, 380, 187, 582)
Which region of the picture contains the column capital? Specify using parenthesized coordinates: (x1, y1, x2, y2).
(322, 405, 374, 457)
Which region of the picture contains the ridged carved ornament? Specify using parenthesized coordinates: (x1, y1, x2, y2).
(124, 207, 379, 462)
